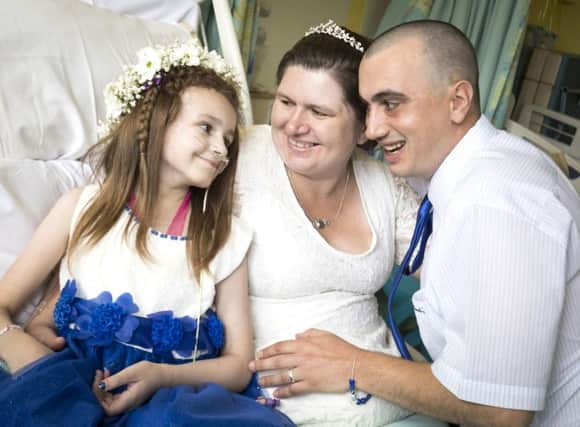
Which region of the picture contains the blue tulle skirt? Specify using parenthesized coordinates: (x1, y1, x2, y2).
(0, 281, 294, 426)
(0, 349, 293, 426)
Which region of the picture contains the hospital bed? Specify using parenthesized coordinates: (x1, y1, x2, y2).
(505, 104, 580, 195)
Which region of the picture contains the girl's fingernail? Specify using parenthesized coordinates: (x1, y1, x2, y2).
(98, 381, 106, 391)
(265, 398, 280, 408)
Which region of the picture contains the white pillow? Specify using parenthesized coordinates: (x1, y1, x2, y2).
(0, 0, 191, 160)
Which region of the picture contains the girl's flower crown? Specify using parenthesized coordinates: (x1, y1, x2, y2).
(98, 39, 242, 138)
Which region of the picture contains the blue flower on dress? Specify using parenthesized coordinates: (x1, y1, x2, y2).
(207, 310, 224, 350)
(82, 291, 139, 346)
(53, 279, 78, 334)
(150, 311, 184, 355)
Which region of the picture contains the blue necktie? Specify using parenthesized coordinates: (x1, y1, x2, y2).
(387, 196, 433, 360)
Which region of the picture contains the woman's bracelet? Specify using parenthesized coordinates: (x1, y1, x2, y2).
(349, 350, 372, 405)
(0, 324, 22, 337)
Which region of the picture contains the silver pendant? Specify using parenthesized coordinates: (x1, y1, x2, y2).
(312, 218, 330, 229)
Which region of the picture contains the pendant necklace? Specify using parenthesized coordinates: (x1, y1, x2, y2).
(287, 168, 351, 230)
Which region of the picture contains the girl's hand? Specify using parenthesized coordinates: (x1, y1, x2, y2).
(92, 361, 165, 416)
(24, 272, 65, 352)
(0, 327, 57, 373)
(25, 323, 65, 352)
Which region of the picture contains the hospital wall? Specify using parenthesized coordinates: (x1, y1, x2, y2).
(528, 0, 580, 55)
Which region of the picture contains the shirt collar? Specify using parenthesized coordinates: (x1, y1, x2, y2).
(428, 115, 497, 214)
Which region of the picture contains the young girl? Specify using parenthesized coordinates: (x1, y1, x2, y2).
(0, 40, 293, 426)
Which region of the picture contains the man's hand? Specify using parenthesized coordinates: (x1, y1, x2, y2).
(249, 328, 361, 398)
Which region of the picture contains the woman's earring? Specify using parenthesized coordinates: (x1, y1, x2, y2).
(202, 187, 209, 213)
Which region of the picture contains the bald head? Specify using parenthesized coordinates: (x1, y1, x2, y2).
(367, 20, 480, 112)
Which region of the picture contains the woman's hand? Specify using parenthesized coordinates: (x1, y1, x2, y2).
(249, 328, 360, 398)
(92, 361, 165, 416)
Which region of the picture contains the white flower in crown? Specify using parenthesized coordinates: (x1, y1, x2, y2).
(103, 84, 124, 119)
(206, 50, 228, 75)
(170, 42, 202, 67)
(304, 19, 364, 53)
(98, 39, 242, 139)
(136, 46, 162, 81)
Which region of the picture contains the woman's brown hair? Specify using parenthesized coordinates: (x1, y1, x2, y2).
(68, 65, 240, 283)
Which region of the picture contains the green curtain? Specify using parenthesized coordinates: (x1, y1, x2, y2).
(201, 0, 260, 80)
(376, 0, 530, 128)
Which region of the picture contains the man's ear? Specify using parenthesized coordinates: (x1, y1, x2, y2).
(449, 80, 474, 124)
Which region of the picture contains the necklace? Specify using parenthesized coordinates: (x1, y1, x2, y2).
(287, 168, 351, 230)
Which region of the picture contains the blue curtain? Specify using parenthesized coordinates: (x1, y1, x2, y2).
(376, 0, 530, 128)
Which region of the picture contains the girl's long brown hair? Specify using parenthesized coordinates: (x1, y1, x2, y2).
(68, 66, 240, 283)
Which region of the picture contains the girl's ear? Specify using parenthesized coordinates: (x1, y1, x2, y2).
(448, 80, 474, 125)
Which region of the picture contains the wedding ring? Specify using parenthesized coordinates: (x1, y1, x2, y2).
(288, 369, 295, 384)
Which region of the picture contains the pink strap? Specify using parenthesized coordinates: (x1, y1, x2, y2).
(166, 190, 192, 235)
(128, 192, 137, 210)
(129, 190, 191, 235)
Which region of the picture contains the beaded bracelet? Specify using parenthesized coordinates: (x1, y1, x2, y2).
(349, 351, 372, 405)
(0, 324, 22, 337)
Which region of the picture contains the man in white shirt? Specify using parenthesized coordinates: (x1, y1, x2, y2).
(252, 20, 579, 427)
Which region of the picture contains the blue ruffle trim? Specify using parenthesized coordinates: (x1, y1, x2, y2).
(54, 280, 224, 360)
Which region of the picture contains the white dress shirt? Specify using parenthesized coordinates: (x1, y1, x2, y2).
(413, 116, 580, 427)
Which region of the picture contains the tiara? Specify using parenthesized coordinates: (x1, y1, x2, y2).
(98, 39, 242, 138)
(304, 19, 364, 53)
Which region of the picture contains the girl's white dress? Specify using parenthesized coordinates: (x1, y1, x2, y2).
(59, 184, 251, 321)
(237, 126, 419, 426)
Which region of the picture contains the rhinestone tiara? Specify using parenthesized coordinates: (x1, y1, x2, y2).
(304, 19, 364, 53)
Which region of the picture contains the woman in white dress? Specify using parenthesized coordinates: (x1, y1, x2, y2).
(238, 21, 448, 426)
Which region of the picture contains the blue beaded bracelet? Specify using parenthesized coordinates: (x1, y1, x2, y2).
(349, 351, 372, 405)
(349, 378, 372, 405)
